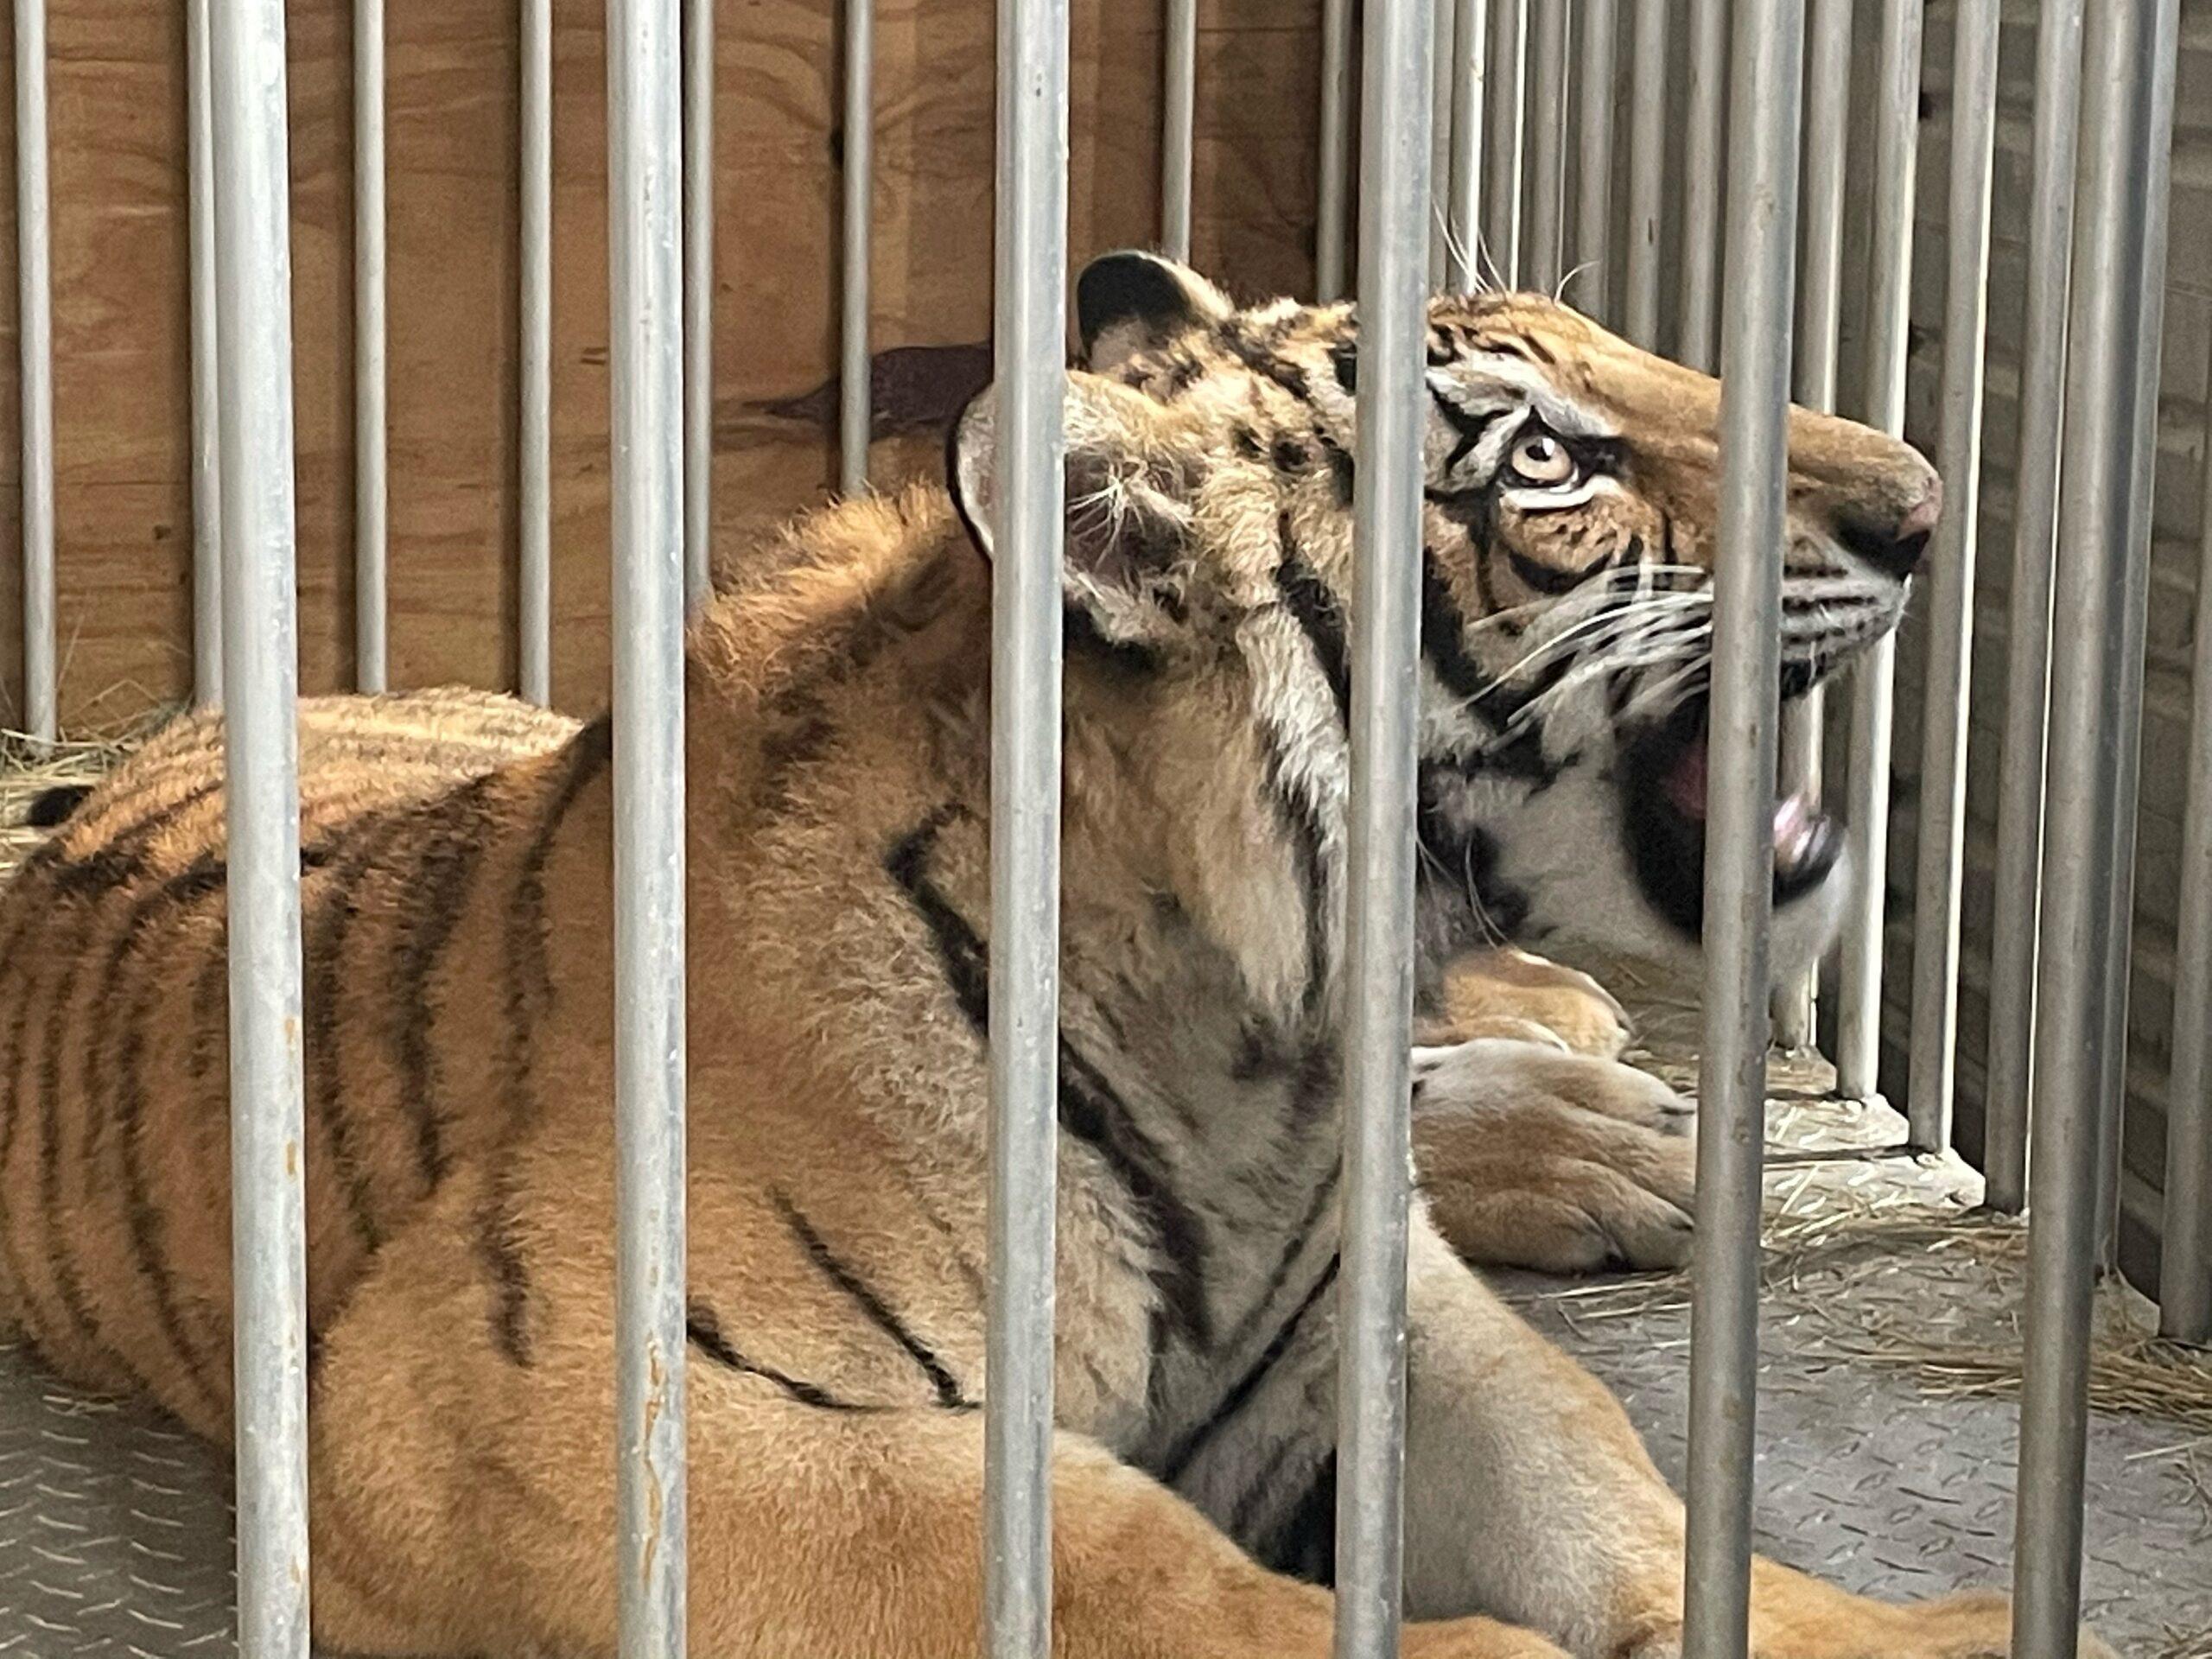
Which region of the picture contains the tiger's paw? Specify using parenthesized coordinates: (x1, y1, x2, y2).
(1419, 947, 1633, 1061)
(1410, 1038, 1694, 1274)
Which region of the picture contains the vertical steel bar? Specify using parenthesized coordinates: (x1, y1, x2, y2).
(1619, 0, 1665, 350)
(188, 0, 223, 709)
(607, 0, 690, 1649)
(1772, 0, 1853, 1052)
(1333, 1, 1430, 1651)
(1445, 0, 1485, 294)
(1681, 6, 1802, 1656)
(15, 0, 53, 745)
(354, 0, 388, 692)
(1675, 0, 1726, 372)
(1902, 0, 2001, 1153)
(840, 0, 874, 493)
(1163, 0, 1196, 261)
(210, 0, 309, 1645)
(519, 0, 553, 706)
(985, 0, 1068, 1652)
(2012, 2, 2148, 1644)
(1522, 0, 1565, 296)
(2161, 354, 2212, 1345)
(1428, 0, 1456, 284)
(683, 0, 714, 611)
(1834, 0, 1922, 1103)
(1480, 0, 1525, 288)
(1316, 0, 1353, 300)
(1983, 0, 2084, 1212)
(1571, 0, 1615, 321)
(2092, 0, 2178, 1262)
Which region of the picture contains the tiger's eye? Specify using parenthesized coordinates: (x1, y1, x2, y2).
(1509, 430, 1575, 486)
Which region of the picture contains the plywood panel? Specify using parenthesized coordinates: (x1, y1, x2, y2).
(0, 0, 1326, 729)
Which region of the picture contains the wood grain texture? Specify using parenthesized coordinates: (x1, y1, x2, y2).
(0, 0, 1324, 728)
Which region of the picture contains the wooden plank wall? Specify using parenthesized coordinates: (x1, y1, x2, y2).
(0, 0, 1325, 729)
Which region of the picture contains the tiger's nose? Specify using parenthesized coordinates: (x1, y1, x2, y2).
(1836, 472, 1942, 581)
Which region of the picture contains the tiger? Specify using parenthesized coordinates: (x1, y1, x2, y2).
(0, 251, 2106, 1659)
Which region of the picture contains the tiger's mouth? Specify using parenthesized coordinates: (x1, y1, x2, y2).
(1618, 687, 1842, 940)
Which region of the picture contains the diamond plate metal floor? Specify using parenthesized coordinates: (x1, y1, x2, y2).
(1, 1107, 2207, 1655)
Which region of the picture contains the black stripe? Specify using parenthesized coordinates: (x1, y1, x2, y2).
(1054, 1049, 1213, 1349)
(1227, 1432, 1310, 1543)
(1158, 1252, 1339, 1484)
(0, 907, 52, 1337)
(883, 809, 988, 1030)
(1419, 550, 1503, 708)
(112, 881, 232, 1421)
(307, 810, 416, 1256)
(1270, 756, 1332, 1024)
(1274, 525, 1351, 727)
(776, 1191, 970, 1408)
(685, 1300, 874, 1412)
(884, 812, 1213, 1351)
(506, 715, 613, 1029)
(1254, 1452, 1338, 1586)
(1223, 1152, 1340, 1361)
(37, 930, 110, 1354)
(483, 715, 615, 1361)
(1420, 553, 1560, 785)
(389, 775, 499, 1192)
(476, 1167, 534, 1365)
(1506, 545, 1592, 597)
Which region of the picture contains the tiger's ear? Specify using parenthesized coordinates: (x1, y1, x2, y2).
(949, 371, 1199, 655)
(1076, 251, 1235, 375)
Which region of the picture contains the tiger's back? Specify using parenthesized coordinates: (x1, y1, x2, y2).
(0, 688, 582, 1434)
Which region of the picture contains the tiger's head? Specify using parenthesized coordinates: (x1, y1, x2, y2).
(949, 251, 1936, 987)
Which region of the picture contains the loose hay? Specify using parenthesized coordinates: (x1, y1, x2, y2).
(0, 726, 139, 878)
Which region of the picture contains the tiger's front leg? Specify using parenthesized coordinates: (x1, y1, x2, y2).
(1398, 1224, 2114, 1659)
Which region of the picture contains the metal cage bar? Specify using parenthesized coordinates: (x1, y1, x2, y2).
(1619, 0, 1664, 351)
(1164, 0, 1197, 261)
(1428, 0, 1456, 284)
(1674, 0, 1725, 372)
(606, 0, 691, 1649)
(355, 0, 388, 692)
(209, 0, 311, 1645)
(1316, 0, 1353, 300)
(1834, 0, 1922, 1103)
(1445, 0, 1484, 294)
(984, 1, 1069, 1652)
(2162, 346, 2212, 1346)
(1681, 4, 1802, 1655)
(1903, 0, 2001, 1153)
(1983, 0, 2085, 1214)
(519, 0, 553, 706)
(2012, 0, 2158, 1642)
(2093, 0, 2179, 1263)
(188, 0, 223, 709)
(1479, 0, 1525, 289)
(1774, 0, 1853, 1052)
(842, 0, 874, 493)
(1522, 0, 1564, 296)
(16, 0, 53, 746)
(1333, 1, 1431, 1650)
(1570, 0, 1615, 322)
(683, 0, 715, 611)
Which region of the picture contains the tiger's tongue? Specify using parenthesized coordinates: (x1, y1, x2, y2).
(1660, 729, 1823, 863)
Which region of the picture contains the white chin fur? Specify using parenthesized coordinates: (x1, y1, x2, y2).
(1487, 766, 1853, 986)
